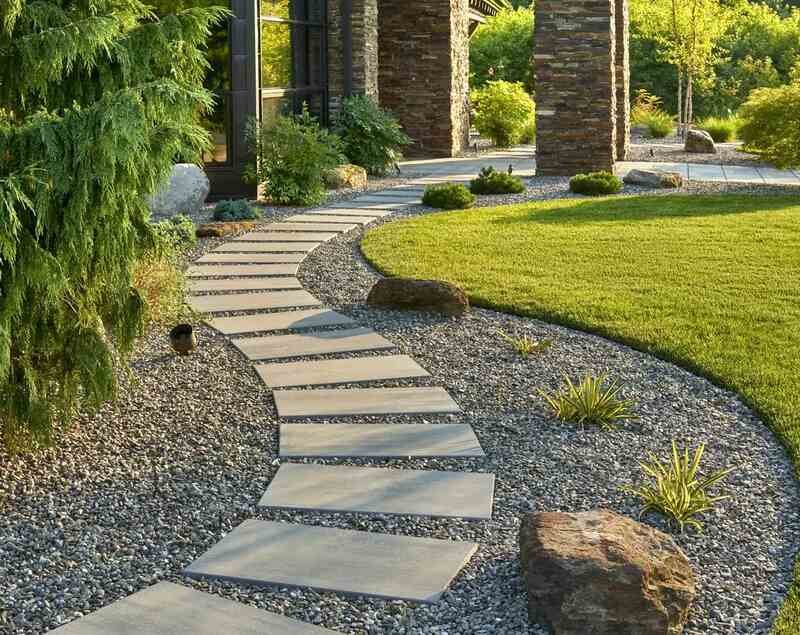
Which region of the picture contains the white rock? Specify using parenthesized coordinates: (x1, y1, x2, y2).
(148, 163, 210, 218)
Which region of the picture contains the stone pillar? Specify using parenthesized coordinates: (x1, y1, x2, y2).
(534, 0, 617, 175)
(615, 0, 630, 161)
(378, 0, 470, 157)
(328, 0, 379, 117)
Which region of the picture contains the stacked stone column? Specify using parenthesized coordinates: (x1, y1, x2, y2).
(534, 0, 630, 175)
(378, 0, 470, 156)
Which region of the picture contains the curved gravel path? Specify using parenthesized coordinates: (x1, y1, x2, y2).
(1, 162, 798, 635)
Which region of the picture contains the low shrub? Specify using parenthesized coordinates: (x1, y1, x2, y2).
(631, 89, 673, 138)
(212, 199, 261, 222)
(470, 166, 525, 195)
(422, 183, 476, 210)
(499, 330, 552, 357)
(540, 374, 636, 430)
(152, 214, 197, 250)
(132, 252, 186, 327)
(470, 80, 536, 147)
(625, 441, 735, 533)
(245, 108, 344, 205)
(697, 115, 739, 142)
(569, 172, 623, 196)
(738, 82, 800, 168)
(334, 95, 411, 175)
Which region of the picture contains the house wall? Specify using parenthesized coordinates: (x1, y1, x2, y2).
(378, 0, 470, 157)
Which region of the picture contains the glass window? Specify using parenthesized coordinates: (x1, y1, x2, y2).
(258, 0, 326, 123)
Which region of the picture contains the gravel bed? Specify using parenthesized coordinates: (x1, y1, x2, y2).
(629, 131, 764, 167)
(1, 180, 799, 634)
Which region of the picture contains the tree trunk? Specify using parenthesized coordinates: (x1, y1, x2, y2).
(685, 73, 693, 132)
(677, 67, 684, 138)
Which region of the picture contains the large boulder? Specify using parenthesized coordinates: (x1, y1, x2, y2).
(623, 169, 683, 189)
(684, 129, 716, 154)
(367, 278, 469, 316)
(519, 509, 695, 635)
(149, 163, 210, 219)
(325, 164, 368, 190)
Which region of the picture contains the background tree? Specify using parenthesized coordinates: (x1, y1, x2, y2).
(0, 0, 225, 450)
(470, 6, 535, 93)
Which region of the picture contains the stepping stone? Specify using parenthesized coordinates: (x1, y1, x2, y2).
(280, 424, 485, 457)
(232, 327, 394, 361)
(353, 195, 420, 203)
(329, 202, 410, 211)
(757, 167, 800, 185)
(284, 214, 376, 225)
(305, 208, 393, 217)
(183, 519, 478, 603)
(187, 263, 300, 277)
(256, 354, 429, 388)
(214, 242, 320, 252)
(260, 463, 495, 520)
(234, 234, 341, 243)
(208, 309, 355, 335)
(273, 387, 461, 419)
(196, 253, 305, 264)
(722, 164, 764, 183)
(187, 277, 301, 293)
(188, 290, 321, 314)
(48, 582, 334, 634)
(368, 189, 424, 197)
(246, 223, 357, 233)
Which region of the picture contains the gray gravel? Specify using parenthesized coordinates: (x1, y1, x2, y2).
(1, 178, 799, 635)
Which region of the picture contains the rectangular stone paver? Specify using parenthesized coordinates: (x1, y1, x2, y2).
(183, 519, 478, 603)
(187, 277, 301, 293)
(196, 253, 305, 264)
(48, 582, 335, 634)
(260, 463, 495, 519)
(232, 327, 394, 361)
(757, 167, 800, 185)
(280, 424, 485, 457)
(248, 223, 357, 233)
(232, 231, 338, 241)
(353, 195, 421, 203)
(722, 164, 764, 183)
(187, 263, 300, 277)
(284, 214, 377, 225)
(208, 309, 355, 335)
(257, 354, 429, 388)
(687, 163, 725, 182)
(328, 201, 410, 210)
(214, 241, 320, 252)
(273, 387, 461, 419)
(188, 290, 321, 314)
(305, 208, 394, 217)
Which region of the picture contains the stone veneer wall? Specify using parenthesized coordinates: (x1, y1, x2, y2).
(378, 0, 470, 156)
(534, 0, 618, 175)
(327, 0, 379, 117)
(615, 0, 631, 161)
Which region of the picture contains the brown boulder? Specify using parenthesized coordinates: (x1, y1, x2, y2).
(366, 278, 469, 316)
(196, 221, 259, 238)
(325, 164, 368, 190)
(519, 509, 695, 634)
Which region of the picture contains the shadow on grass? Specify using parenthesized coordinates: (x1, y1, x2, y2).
(490, 194, 800, 226)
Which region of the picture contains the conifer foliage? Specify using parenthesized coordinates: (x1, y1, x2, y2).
(0, 0, 225, 449)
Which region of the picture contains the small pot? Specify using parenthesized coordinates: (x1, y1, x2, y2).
(169, 323, 197, 355)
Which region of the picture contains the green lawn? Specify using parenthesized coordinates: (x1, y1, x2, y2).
(361, 194, 800, 632)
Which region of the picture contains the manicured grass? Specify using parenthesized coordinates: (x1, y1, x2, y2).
(361, 194, 800, 632)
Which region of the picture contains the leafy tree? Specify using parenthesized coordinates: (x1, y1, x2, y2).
(471, 80, 535, 147)
(469, 7, 535, 92)
(631, 0, 731, 134)
(0, 0, 225, 450)
(738, 80, 800, 167)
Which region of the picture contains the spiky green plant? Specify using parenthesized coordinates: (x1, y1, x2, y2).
(498, 330, 551, 357)
(540, 374, 636, 430)
(0, 0, 226, 450)
(626, 441, 735, 533)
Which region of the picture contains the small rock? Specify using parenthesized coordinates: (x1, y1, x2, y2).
(149, 163, 210, 218)
(519, 509, 696, 634)
(325, 164, 368, 190)
(367, 278, 469, 316)
(685, 129, 717, 154)
(623, 169, 683, 189)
